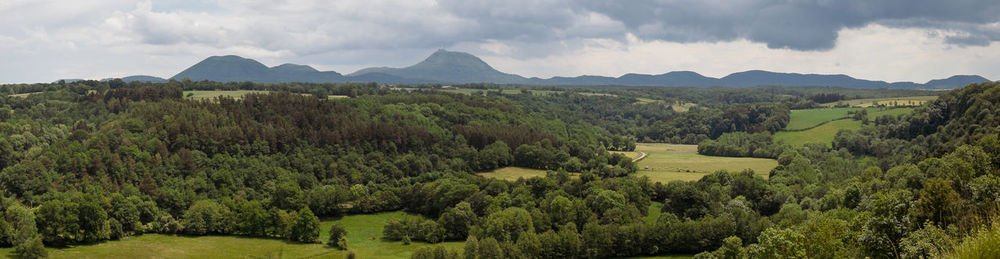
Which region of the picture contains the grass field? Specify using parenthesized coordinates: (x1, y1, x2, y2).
(0, 211, 461, 258)
(633, 143, 777, 183)
(820, 95, 937, 108)
(477, 167, 579, 181)
(775, 119, 862, 146)
(786, 107, 915, 131)
(785, 108, 859, 130)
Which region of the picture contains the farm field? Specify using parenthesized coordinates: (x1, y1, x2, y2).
(633, 143, 777, 183)
(477, 166, 578, 181)
(820, 95, 937, 108)
(775, 119, 863, 146)
(1, 211, 460, 259)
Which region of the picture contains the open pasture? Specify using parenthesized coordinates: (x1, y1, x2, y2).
(633, 143, 777, 183)
(2, 211, 460, 259)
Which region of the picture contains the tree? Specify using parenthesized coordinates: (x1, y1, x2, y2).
(16, 236, 46, 259)
(481, 207, 534, 242)
(912, 178, 963, 228)
(272, 181, 305, 211)
(181, 200, 235, 235)
(327, 224, 348, 249)
(8, 204, 45, 258)
(288, 207, 320, 243)
(747, 228, 806, 259)
(236, 200, 270, 237)
(438, 202, 478, 240)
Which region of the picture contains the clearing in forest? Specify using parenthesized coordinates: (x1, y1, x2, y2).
(23, 211, 460, 259)
(633, 143, 777, 183)
(477, 167, 578, 181)
(775, 119, 863, 146)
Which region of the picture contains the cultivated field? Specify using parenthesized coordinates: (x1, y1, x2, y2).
(2, 211, 460, 259)
(633, 143, 777, 183)
(775, 119, 862, 146)
(820, 95, 937, 108)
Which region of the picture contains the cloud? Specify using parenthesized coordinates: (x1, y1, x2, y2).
(0, 0, 999, 83)
(578, 0, 1000, 51)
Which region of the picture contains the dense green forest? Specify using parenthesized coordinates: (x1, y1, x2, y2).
(0, 79, 996, 258)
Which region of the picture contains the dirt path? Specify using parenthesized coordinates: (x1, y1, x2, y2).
(632, 151, 647, 162)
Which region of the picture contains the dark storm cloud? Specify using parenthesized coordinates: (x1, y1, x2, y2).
(549, 0, 1000, 50)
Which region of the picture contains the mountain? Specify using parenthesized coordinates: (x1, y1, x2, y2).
(122, 75, 168, 83)
(349, 49, 528, 84)
(718, 70, 890, 88)
(164, 50, 989, 89)
(924, 75, 992, 89)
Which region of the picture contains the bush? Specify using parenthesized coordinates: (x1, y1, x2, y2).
(328, 224, 348, 249)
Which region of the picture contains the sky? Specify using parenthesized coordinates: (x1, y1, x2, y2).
(1, 0, 999, 84)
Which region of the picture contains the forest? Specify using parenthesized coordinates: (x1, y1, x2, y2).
(0, 79, 996, 258)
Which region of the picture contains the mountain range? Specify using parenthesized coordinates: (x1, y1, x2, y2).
(108, 49, 991, 89)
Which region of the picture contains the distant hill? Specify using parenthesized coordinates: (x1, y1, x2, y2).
(122, 75, 168, 83)
(924, 75, 992, 89)
(349, 49, 528, 84)
(159, 50, 990, 89)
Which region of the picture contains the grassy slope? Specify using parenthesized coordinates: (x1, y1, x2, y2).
(775, 119, 863, 146)
(1, 211, 460, 259)
(785, 108, 859, 130)
(633, 143, 776, 183)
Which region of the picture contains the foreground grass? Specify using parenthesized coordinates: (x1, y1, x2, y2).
(949, 222, 1000, 259)
(0, 211, 461, 258)
(775, 119, 862, 146)
(633, 143, 776, 183)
